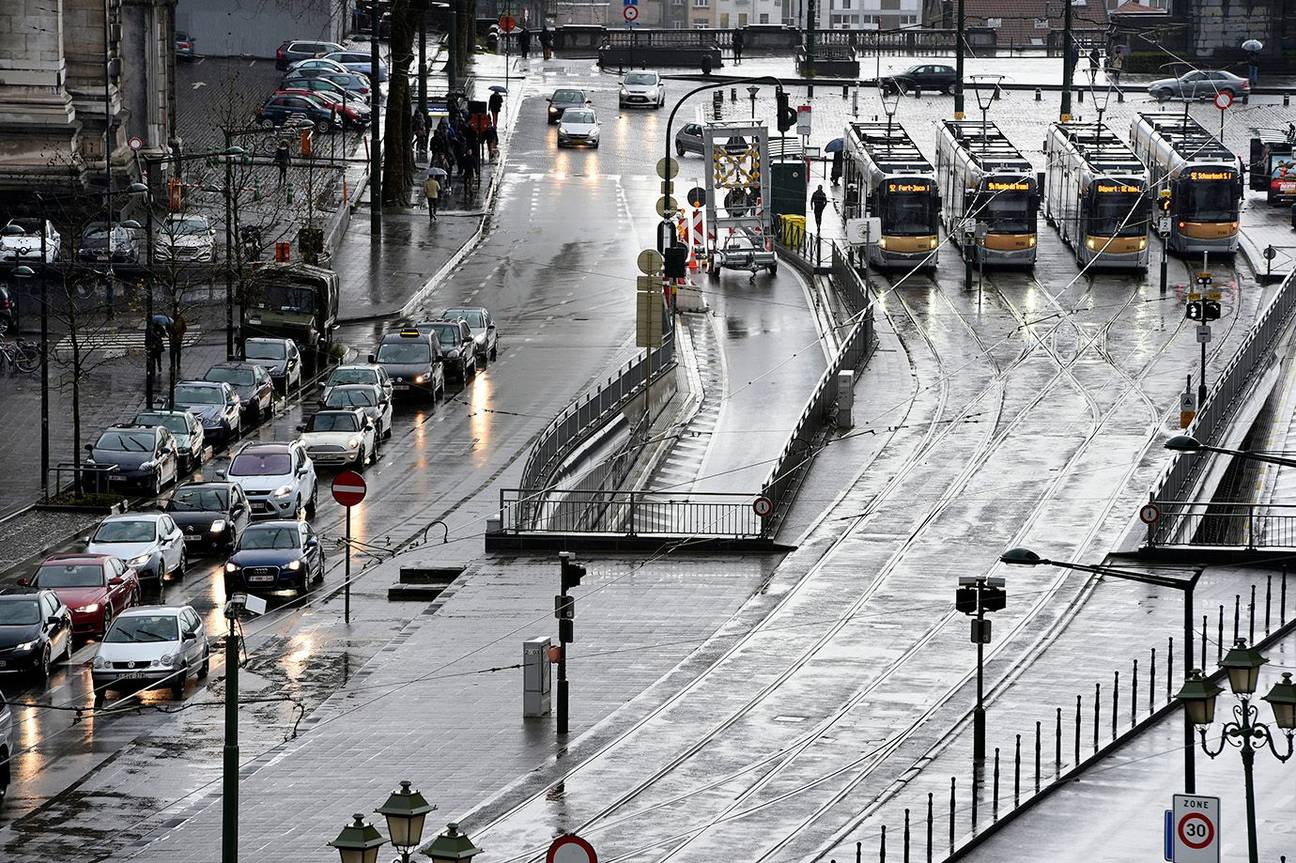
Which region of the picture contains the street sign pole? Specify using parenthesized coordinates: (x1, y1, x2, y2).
(332, 471, 368, 625)
(974, 580, 985, 763)
(345, 504, 351, 624)
(222, 601, 238, 863)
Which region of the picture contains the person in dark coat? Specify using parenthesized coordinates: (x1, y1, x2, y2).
(830, 150, 843, 186)
(539, 25, 552, 60)
(273, 139, 290, 187)
(519, 26, 531, 59)
(811, 185, 829, 230)
(488, 90, 504, 128)
(732, 28, 744, 64)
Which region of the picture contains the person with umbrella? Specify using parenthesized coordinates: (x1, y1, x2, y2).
(826, 137, 844, 186)
(146, 314, 169, 385)
(1243, 38, 1263, 85)
(424, 169, 443, 222)
(540, 24, 552, 61)
(489, 87, 504, 128)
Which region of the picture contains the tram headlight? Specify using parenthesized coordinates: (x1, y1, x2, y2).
(877, 237, 888, 250)
(1137, 237, 1148, 251)
(1085, 237, 1100, 251)
(1027, 236, 1037, 248)
(928, 237, 938, 250)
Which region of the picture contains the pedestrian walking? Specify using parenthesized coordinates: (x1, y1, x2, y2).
(413, 111, 429, 162)
(145, 320, 165, 382)
(519, 26, 531, 59)
(731, 28, 744, 65)
(1105, 51, 1123, 87)
(830, 150, 843, 186)
(273, 139, 290, 188)
(1246, 46, 1261, 85)
(540, 25, 552, 61)
(1088, 47, 1100, 76)
(484, 123, 499, 160)
(488, 90, 503, 128)
(811, 184, 829, 231)
(424, 173, 441, 221)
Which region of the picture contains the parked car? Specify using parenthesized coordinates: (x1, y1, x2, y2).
(275, 86, 370, 127)
(275, 39, 345, 71)
(0, 690, 12, 798)
(321, 50, 388, 82)
(84, 424, 180, 495)
(320, 364, 392, 407)
(879, 63, 958, 95)
(165, 482, 251, 554)
(372, 328, 445, 402)
(85, 513, 187, 584)
(155, 214, 215, 263)
(322, 384, 393, 440)
(440, 307, 497, 363)
(416, 319, 476, 383)
(77, 221, 139, 263)
(171, 380, 242, 442)
(244, 337, 302, 393)
(285, 57, 351, 78)
(619, 71, 664, 108)
(133, 409, 206, 471)
(90, 605, 209, 704)
(297, 408, 377, 468)
(221, 441, 318, 519)
(224, 520, 325, 596)
(0, 590, 73, 679)
(175, 30, 196, 60)
(557, 107, 600, 148)
(0, 285, 16, 337)
(204, 361, 274, 421)
(282, 69, 372, 98)
(21, 553, 140, 640)
(1148, 69, 1250, 102)
(547, 88, 589, 124)
(675, 122, 704, 157)
(0, 218, 60, 263)
(255, 92, 344, 132)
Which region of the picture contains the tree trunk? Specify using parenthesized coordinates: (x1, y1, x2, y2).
(69, 307, 83, 495)
(383, 0, 416, 207)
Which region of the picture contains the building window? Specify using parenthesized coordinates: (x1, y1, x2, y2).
(759, 12, 769, 21)
(693, 0, 708, 7)
(738, 12, 748, 23)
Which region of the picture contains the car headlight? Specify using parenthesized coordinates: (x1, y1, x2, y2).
(92, 656, 108, 669)
(413, 374, 428, 384)
(347, 437, 360, 450)
(14, 639, 38, 652)
(157, 653, 177, 668)
(286, 560, 302, 571)
(210, 519, 227, 533)
(225, 562, 239, 573)
(129, 554, 151, 567)
(76, 603, 100, 614)
(271, 484, 294, 498)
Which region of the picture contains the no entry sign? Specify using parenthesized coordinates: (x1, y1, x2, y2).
(331, 470, 367, 507)
(1171, 794, 1219, 863)
(753, 495, 774, 519)
(547, 834, 597, 863)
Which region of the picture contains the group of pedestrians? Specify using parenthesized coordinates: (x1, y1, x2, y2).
(419, 91, 506, 222)
(512, 25, 552, 61)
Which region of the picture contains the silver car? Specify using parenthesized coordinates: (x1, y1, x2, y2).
(0, 686, 11, 798)
(90, 605, 209, 704)
(1148, 69, 1250, 102)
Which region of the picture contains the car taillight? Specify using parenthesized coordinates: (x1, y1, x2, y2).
(178, 41, 191, 48)
(277, 45, 286, 59)
(0, 299, 11, 310)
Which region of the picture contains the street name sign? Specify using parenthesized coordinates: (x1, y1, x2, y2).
(1170, 794, 1219, 863)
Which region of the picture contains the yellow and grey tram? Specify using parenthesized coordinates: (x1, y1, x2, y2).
(843, 120, 940, 270)
(936, 119, 1038, 267)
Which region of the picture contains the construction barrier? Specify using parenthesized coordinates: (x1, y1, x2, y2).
(780, 214, 807, 248)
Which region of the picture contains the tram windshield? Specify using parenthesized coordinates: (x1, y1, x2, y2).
(1177, 171, 1239, 222)
(1088, 182, 1148, 237)
(880, 181, 936, 236)
(979, 192, 1032, 234)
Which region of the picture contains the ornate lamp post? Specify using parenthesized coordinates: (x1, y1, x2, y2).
(329, 814, 386, 863)
(375, 781, 436, 863)
(424, 822, 483, 863)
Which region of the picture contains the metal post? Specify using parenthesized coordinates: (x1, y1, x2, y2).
(1159, 233, 1168, 294)
(954, 0, 965, 118)
(144, 182, 155, 408)
(222, 610, 239, 863)
(1249, 584, 1256, 643)
(1132, 659, 1139, 726)
(1034, 721, 1041, 791)
(948, 777, 956, 851)
(1060, 0, 1074, 120)
(1241, 700, 1260, 863)
(1199, 337, 1208, 406)
(370, 4, 383, 239)
(926, 793, 933, 863)
(991, 748, 999, 817)
(1074, 695, 1081, 764)
(418, 7, 428, 117)
(1111, 672, 1118, 739)
(1013, 734, 1020, 804)
(344, 506, 351, 624)
(39, 225, 49, 497)
(1151, 647, 1157, 713)
(224, 130, 235, 358)
(973, 581, 986, 763)
(1184, 580, 1196, 792)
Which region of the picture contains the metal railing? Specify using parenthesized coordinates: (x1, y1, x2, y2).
(1149, 270, 1296, 544)
(1149, 500, 1296, 549)
(602, 30, 722, 49)
(517, 332, 675, 497)
(497, 488, 764, 537)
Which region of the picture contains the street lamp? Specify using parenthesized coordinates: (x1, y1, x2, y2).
(128, 181, 156, 407)
(424, 822, 483, 863)
(12, 264, 48, 497)
(329, 814, 386, 863)
(375, 780, 436, 862)
(880, 84, 900, 138)
(1000, 547, 1202, 791)
(1165, 434, 1296, 469)
(1177, 640, 1295, 863)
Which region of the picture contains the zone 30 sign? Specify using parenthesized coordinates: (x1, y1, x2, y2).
(1165, 794, 1219, 863)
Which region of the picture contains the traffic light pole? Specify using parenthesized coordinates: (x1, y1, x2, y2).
(222, 607, 239, 863)
(1199, 338, 1208, 406)
(1060, 0, 1074, 120)
(954, 0, 965, 119)
(973, 581, 986, 763)
(556, 552, 585, 737)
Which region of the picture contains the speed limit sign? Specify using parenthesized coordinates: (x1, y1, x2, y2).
(1171, 794, 1219, 863)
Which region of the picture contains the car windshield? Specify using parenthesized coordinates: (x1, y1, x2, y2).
(308, 413, 360, 432)
(7, 219, 40, 234)
(229, 452, 292, 476)
(135, 413, 192, 434)
(167, 218, 208, 236)
(93, 520, 157, 543)
(35, 564, 104, 588)
(328, 368, 377, 386)
(327, 387, 378, 408)
(237, 526, 301, 550)
(167, 487, 229, 511)
(83, 222, 113, 239)
(206, 367, 255, 386)
(95, 430, 154, 452)
(377, 342, 430, 363)
(563, 110, 595, 125)
(175, 384, 223, 405)
(105, 614, 178, 643)
(445, 309, 484, 327)
(0, 600, 41, 625)
(256, 285, 316, 313)
(428, 324, 460, 346)
(553, 89, 583, 104)
(625, 73, 656, 85)
(245, 340, 287, 360)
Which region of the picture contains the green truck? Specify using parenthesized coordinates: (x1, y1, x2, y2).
(243, 263, 340, 372)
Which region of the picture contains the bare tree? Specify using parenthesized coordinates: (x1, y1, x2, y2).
(383, 0, 417, 206)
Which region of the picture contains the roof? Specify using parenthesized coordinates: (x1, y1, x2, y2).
(1111, 0, 1169, 14)
(43, 552, 114, 563)
(118, 605, 191, 617)
(100, 512, 167, 522)
(963, 0, 1110, 49)
(848, 121, 933, 173)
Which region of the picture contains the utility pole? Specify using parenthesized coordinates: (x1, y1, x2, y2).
(222, 604, 239, 863)
(223, 129, 235, 359)
(956, 575, 1005, 764)
(954, 0, 965, 118)
(418, 0, 428, 118)
(556, 552, 585, 736)
(38, 200, 49, 498)
(805, 0, 816, 76)
(1060, 0, 1075, 120)
(370, 2, 383, 239)
(447, 0, 459, 89)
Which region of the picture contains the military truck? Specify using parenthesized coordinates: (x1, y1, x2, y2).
(242, 263, 340, 372)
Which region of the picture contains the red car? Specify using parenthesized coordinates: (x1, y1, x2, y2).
(19, 554, 141, 640)
(273, 87, 368, 127)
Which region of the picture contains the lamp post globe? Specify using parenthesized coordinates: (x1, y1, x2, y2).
(376, 780, 436, 853)
(1165, 434, 1204, 452)
(328, 813, 386, 863)
(1263, 672, 1296, 730)
(1176, 669, 1222, 727)
(1222, 639, 1267, 696)
(128, 181, 149, 195)
(424, 822, 483, 863)
(12, 265, 35, 280)
(999, 547, 1043, 566)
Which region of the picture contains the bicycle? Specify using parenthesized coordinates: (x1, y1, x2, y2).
(0, 339, 41, 376)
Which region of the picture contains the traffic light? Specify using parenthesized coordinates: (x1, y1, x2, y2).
(776, 87, 796, 133)
(1185, 300, 1204, 321)
(1158, 190, 1172, 213)
(664, 244, 688, 279)
(560, 552, 585, 593)
(1203, 299, 1221, 321)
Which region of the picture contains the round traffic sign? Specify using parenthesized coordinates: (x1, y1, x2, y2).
(655, 195, 678, 218)
(623, 4, 638, 21)
(1138, 503, 1161, 525)
(656, 156, 679, 180)
(1265, 244, 1278, 261)
(128, 136, 144, 152)
(753, 495, 775, 519)
(1213, 90, 1233, 110)
(547, 833, 597, 863)
(636, 248, 664, 275)
(498, 13, 517, 32)
(687, 186, 706, 207)
(1178, 812, 1215, 850)
(331, 470, 367, 507)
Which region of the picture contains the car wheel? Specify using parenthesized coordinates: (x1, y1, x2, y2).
(676, 143, 686, 157)
(35, 645, 51, 681)
(945, 83, 956, 96)
(100, 607, 113, 639)
(305, 487, 317, 518)
(1155, 88, 1171, 102)
(261, 119, 275, 129)
(198, 648, 210, 679)
(169, 671, 185, 700)
(490, 344, 497, 361)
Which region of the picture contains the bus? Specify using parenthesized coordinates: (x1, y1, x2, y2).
(843, 120, 940, 270)
(1248, 132, 1296, 205)
(935, 119, 1038, 267)
(1043, 122, 1151, 270)
(1130, 113, 1243, 256)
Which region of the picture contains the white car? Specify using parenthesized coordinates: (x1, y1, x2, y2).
(322, 383, 393, 440)
(85, 513, 186, 584)
(619, 70, 664, 108)
(244, 337, 303, 393)
(0, 218, 60, 263)
(297, 408, 377, 468)
(90, 605, 209, 703)
(156, 214, 216, 263)
(223, 441, 317, 519)
(288, 57, 352, 77)
(557, 108, 600, 148)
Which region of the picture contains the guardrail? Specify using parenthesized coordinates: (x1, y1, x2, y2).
(497, 488, 763, 537)
(1149, 500, 1296, 549)
(1149, 270, 1296, 544)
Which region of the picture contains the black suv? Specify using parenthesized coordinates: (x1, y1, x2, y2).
(255, 94, 342, 132)
(416, 319, 476, 384)
(879, 64, 958, 95)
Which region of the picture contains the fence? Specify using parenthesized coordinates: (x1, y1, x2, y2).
(496, 488, 763, 537)
(1149, 270, 1296, 545)
(1151, 500, 1296, 549)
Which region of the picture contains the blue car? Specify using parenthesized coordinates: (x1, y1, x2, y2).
(322, 51, 388, 83)
(223, 521, 324, 596)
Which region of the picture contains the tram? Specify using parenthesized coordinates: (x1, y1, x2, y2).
(843, 120, 940, 270)
(935, 119, 1038, 267)
(1130, 113, 1243, 256)
(1043, 121, 1151, 270)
